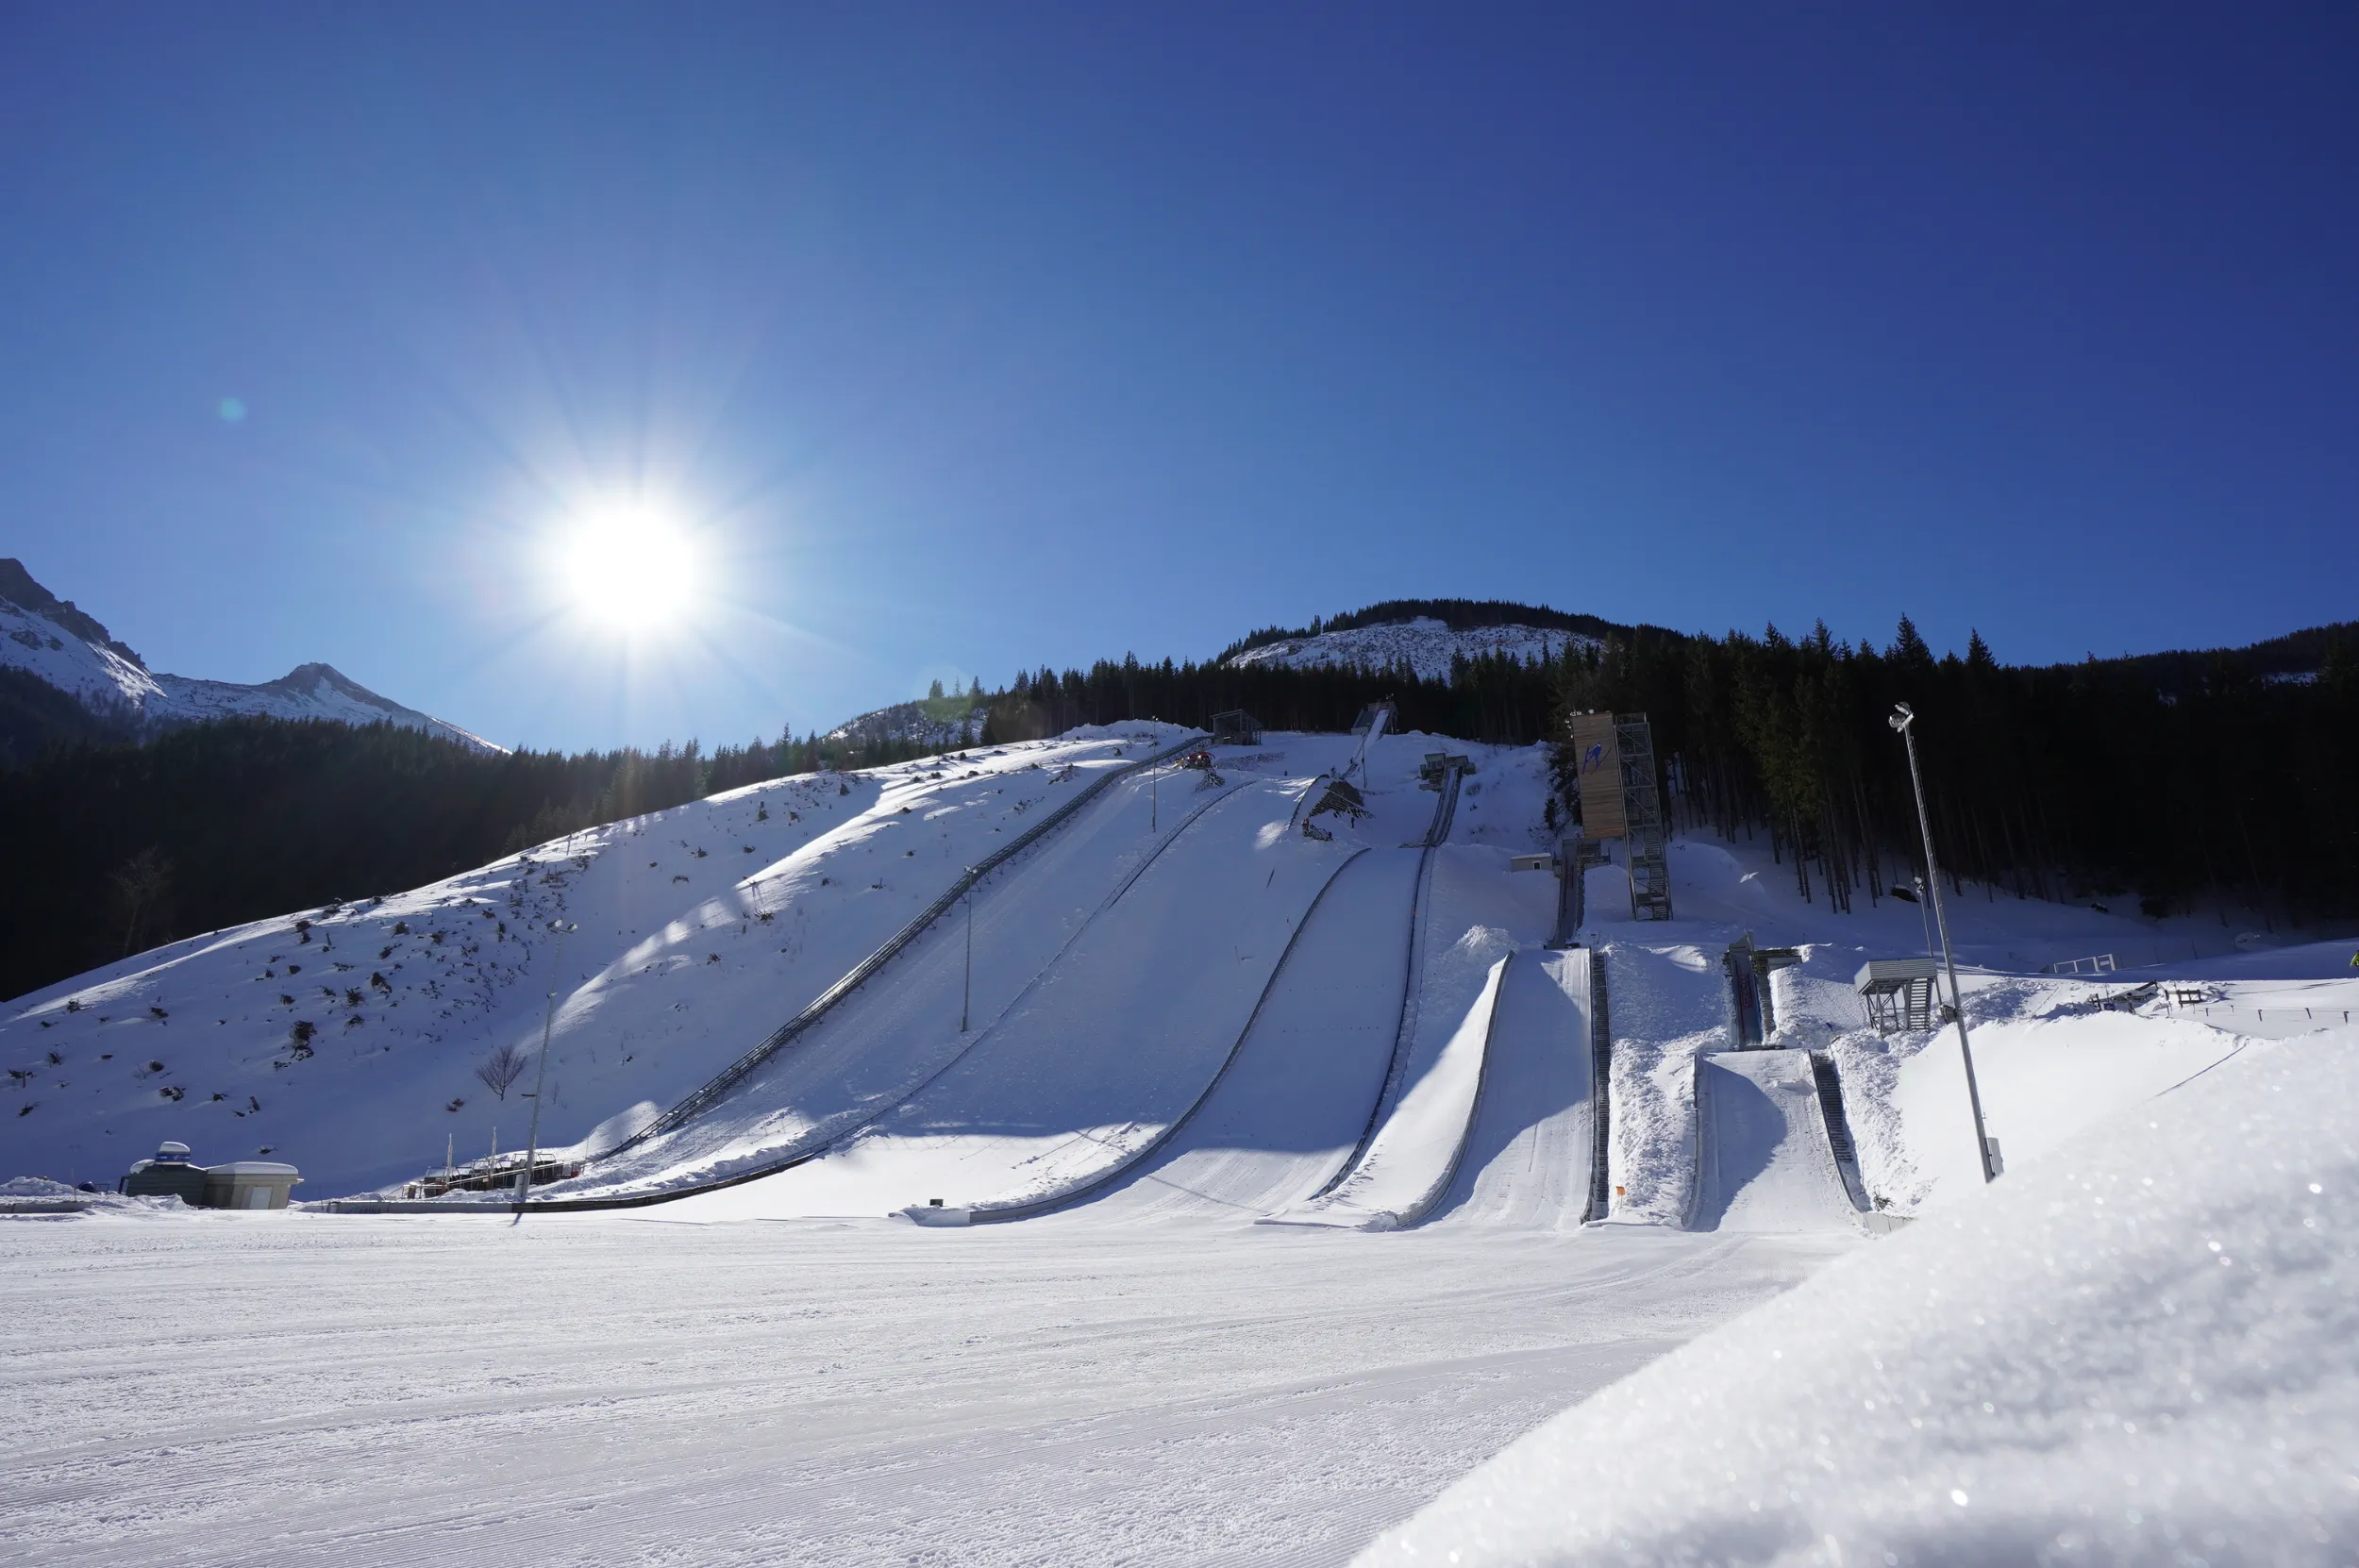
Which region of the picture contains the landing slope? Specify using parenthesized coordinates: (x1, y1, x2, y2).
(1426, 946, 1595, 1230)
(656, 777, 1359, 1219)
(1685, 1049, 1861, 1234)
(1076, 848, 1425, 1222)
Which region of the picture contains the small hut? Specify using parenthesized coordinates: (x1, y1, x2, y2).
(1210, 709, 1263, 747)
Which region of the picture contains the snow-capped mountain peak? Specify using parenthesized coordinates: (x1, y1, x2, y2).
(1223, 615, 1597, 681)
(0, 559, 502, 752)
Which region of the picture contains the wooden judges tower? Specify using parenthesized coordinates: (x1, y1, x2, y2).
(1566, 710, 1673, 921)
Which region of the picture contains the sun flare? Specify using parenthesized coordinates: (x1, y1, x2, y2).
(560, 504, 698, 629)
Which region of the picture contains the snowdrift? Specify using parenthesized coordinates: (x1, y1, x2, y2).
(1361, 1039, 2359, 1566)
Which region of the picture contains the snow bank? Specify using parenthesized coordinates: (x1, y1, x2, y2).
(1895, 1009, 2257, 1210)
(1360, 1039, 2359, 1566)
(1596, 937, 1726, 1226)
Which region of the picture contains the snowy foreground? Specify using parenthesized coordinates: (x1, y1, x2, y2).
(1365, 1041, 2359, 1567)
(0, 1212, 1835, 1565)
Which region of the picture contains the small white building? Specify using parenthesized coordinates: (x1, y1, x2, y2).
(121, 1143, 301, 1209)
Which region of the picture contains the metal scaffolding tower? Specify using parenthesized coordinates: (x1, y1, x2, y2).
(1854, 957, 1940, 1035)
(1614, 714, 1673, 921)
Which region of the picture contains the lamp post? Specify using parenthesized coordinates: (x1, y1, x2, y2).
(1889, 705, 1996, 1184)
(514, 919, 576, 1210)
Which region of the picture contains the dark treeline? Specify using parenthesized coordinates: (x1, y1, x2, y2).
(1558, 616, 2359, 928)
(0, 665, 138, 765)
(0, 717, 943, 1003)
(980, 651, 1562, 751)
(986, 615, 2359, 930)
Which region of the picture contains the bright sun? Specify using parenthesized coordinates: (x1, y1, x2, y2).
(561, 505, 697, 628)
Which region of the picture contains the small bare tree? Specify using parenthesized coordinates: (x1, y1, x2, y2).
(474, 1042, 529, 1101)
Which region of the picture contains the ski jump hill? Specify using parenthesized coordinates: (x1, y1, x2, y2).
(8, 718, 2344, 1238)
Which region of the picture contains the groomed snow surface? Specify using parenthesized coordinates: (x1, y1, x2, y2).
(7, 724, 2356, 1562)
(0, 1215, 1842, 1566)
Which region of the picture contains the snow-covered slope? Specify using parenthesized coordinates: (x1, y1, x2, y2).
(650, 776, 1364, 1221)
(1226, 616, 1597, 680)
(0, 559, 498, 751)
(0, 728, 1188, 1194)
(8, 698, 2348, 1236)
(9, 710, 2357, 1566)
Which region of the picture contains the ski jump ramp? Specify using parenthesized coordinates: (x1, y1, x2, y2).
(654, 776, 1362, 1221)
(382, 728, 1599, 1228)
(1426, 947, 1597, 1230)
(1072, 847, 1425, 1221)
(1684, 1048, 1868, 1234)
(1264, 945, 1598, 1231)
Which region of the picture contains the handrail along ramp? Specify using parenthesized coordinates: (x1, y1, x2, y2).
(1581, 947, 1613, 1222)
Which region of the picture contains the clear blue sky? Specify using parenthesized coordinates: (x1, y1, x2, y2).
(3, 4, 2352, 752)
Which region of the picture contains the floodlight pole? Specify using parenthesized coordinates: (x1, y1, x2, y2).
(514, 920, 573, 1211)
(1890, 705, 1996, 1184)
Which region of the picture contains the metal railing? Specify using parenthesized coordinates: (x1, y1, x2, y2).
(1582, 949, 1613, 1223)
